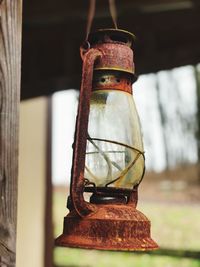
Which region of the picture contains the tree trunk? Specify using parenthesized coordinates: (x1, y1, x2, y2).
(155, 75, 170, 170)
(194, 66, 200, 163)
(0, 0, 22, 266)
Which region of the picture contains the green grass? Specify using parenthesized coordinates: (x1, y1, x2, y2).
(138, 202, 200, 250)
(54, 248, 200, 267)
(53, 188, 200, 267)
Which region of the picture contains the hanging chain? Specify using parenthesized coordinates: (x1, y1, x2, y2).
(109, 0, 118, 29)
(85, 0, 118, 42)
(85, 0, 96, 41)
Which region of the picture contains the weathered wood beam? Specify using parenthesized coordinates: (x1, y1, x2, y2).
(23, 0, 193, 23)
(20, 7, 200, 99)
(0, 0, 22, 266)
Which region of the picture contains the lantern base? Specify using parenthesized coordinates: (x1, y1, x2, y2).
(55, 204, 158, 251)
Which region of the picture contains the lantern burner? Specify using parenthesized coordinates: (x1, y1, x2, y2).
(90, 192, 127, 205)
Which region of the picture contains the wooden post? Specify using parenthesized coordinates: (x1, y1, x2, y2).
(0, 0, 22, 266)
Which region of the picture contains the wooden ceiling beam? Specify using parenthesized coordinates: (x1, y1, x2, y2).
(23, 0, 194, 24)
(21, 3, 200, 99)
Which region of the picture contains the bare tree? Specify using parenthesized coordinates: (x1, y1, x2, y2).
(194, 65, 200, 179)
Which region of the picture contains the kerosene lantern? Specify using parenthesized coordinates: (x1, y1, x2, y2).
(55, 29, 158, 250)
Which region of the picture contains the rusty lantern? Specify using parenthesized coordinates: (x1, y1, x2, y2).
(55, 29, 158, 251)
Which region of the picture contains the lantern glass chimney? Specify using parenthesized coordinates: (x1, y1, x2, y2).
(85, 86, 144, 189)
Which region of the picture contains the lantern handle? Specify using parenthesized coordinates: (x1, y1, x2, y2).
(70, 47, 103, 217)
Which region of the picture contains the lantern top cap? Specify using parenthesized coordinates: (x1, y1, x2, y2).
(88, 28, 135, 49)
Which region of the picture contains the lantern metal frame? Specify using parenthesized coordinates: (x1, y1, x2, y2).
(55, 29, 158, 251)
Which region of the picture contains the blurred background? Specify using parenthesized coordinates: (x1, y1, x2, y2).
(17, 1, 200, 267)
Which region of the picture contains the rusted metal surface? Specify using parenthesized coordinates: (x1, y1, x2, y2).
(89, 29, 136, 77)
(70, 47, 102, 217)
(88, 29, 135, 49)
(93, 43, 135, 74)
(55, 29, 158, 251)
(55, 204, 157, 251)
(93, 71, 133, 94)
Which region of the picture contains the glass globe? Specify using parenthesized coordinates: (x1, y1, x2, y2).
(84, 89, 144, 189)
